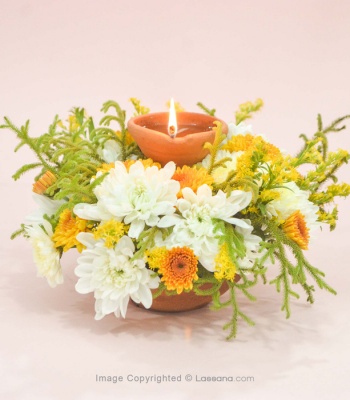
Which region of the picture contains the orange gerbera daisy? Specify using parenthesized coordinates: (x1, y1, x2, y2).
(32, 171, 57, 194)
(158, 247, 199, 294)
(282, 211, 310, 250)
(172, 165, 214, 198)
(52, 209, 90, 252)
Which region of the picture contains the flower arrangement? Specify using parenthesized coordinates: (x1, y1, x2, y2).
(2, 98, 350, 340)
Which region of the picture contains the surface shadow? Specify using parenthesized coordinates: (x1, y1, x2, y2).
(2, 250, 334, 350)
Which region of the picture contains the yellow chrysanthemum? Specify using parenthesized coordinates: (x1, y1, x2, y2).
(156, 247, 199, 294)
(32, 171, 57, 194)
(145, 247, 168, 270)
(172, 165, 214, 197)
(97, 158, 161, 174)
(97, 163, 115, 173)
(214, 243, 237, 282)
(282, 211, 310, 250)
(52, 209, 90, 252)
(93, 220, 129, 248)
(123, 158, 161, 171)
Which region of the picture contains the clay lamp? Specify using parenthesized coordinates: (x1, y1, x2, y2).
(127, 99, 228, 166)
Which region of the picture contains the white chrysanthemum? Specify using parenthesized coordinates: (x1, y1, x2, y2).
(25, 193, 66, 226)
(75, 233, 160, 319)
(74, 161, 180, 239)
(99, 140, 123, 163)
(25, 220, 63, 287)
(266, 181, 320, 230)
(201, 150, 244, 184)
(225, 122, 270, 145)
(225, 122, 253, 143)
(158, 184, 252, 271)
(235, 220, 263, 269)
(228, 121, 253, 136)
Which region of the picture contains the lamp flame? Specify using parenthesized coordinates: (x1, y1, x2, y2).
(168, 98, 178, 138)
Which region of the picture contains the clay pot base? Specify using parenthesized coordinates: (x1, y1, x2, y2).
(134, 280, 237, 313)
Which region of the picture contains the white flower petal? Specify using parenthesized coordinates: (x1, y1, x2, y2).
(157, 214, 181, 228)
(128, 220, 145, 239)
(74, 203, 113, 221)
(76, 232, 96, 248)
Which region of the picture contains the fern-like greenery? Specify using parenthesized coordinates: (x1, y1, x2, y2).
(1, 100, 143, 226)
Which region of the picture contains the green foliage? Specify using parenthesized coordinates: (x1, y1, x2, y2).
(133, 226, 163, 260)
(211, 278, 257, 340)
(10, 225, 26, 240)
(265, 219, 336, 318)
(1, 101, 144, 209)
(196, 102, 216, 116)
(152, 282, 166, 299)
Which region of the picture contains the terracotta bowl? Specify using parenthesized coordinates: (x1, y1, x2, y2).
(127, 112, 228, 167)
(135, 275, 240, 313)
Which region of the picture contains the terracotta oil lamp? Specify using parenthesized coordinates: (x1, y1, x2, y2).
(127, 98, 228, 166)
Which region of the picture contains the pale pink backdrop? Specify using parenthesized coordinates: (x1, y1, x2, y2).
(1, 1, 350, 399)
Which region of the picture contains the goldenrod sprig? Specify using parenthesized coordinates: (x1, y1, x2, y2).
(203, 121, 227, 174)
(129, 98, 150, 116)
(235, 98, 263, 125)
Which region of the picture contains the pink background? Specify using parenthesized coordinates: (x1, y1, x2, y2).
(1, 1, 350, 399)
